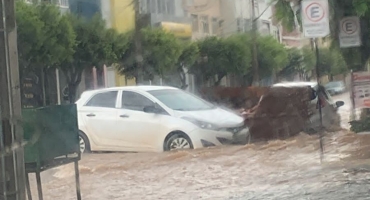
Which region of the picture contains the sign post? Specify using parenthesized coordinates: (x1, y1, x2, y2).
(302, 0, 330, 163)
(339, 16, 362, 48)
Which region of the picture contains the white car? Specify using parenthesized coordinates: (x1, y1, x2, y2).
(76, 86, 249, 153)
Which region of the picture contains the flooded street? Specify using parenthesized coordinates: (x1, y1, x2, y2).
(27, 92, 370, 199)
(334, 92, 357, 129)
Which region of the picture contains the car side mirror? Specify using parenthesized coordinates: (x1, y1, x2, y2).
(143, 103, 161, 114)
(143, 105, 157, 113)
(336, 101, 344, 108)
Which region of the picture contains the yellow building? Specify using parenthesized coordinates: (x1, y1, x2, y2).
(109, 0, 136, 86)
(105, 0, 192, 86)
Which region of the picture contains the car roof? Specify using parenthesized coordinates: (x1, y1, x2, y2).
(89, 85, 177, 93)
(272, 81, 318, 88)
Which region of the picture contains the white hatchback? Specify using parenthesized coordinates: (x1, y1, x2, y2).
(76, 86, 249, 153)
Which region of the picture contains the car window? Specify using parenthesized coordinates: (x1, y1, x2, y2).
(85, 91, 118, 108)
(148, 89, 215, 111)
(121, 91, 154, 111)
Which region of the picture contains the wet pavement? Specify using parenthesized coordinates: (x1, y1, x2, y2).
(27, 92, 370, 200)
(333, 92, 354, 129)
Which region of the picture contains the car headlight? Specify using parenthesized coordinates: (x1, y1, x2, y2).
(182, 117, 219, 130)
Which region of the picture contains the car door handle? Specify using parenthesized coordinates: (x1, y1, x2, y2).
(86, 113, 96, 117)
(119, 114, 129, 118)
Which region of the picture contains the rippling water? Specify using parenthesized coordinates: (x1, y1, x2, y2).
(27, 130, 370, 200)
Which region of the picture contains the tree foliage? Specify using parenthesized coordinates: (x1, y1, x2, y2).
(278, 46, 346, 81)
(16, 2, 129, 103)
(61, 14, 129, 102)
(279, 48, 304, 80)
(118, 28, 182, 81)
(257, 35, 289, 78)
(176, 42, 199, 89)
(191, 35, 252, 86)
(16, 2, 75, 70)
(190, 34, 288, 86)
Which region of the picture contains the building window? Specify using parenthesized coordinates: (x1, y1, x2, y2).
(191, 14, 199, 32)
(212, 18, 218, 35)
(237, 18, 243, 32)
(261, 21, 271, 35)
(201, 16, 209, 33)
(219, 20, 224, 35)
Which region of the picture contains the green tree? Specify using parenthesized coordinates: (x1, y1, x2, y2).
(192, 35, 252, 86)
(118, 28, 182, 83)
(279, 48, 304, 80)
(315, 48, 348, 78)
(16, 2, 76, 105)
(61, 14, 129, 103)
(280, 47, 347, 81)
(16, 1, 44, 70)
(256, 35, 289, 80)
(176, 42, 199, 89)
(16, 2, 75, 71)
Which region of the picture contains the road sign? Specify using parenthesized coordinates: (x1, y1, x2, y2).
(351, 71, 370, 108)
(302, 0, 330, 38)
(339, 16, 361, 48)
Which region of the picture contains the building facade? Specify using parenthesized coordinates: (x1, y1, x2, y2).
(137, 0, 194, 90)
(186, 0, 278, 39)
(185, 0, 278, 87)
(68, 0, 137, 89)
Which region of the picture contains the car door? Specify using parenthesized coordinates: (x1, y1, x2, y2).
(79, 90, 122, 148)
(115, 90, 169, 151)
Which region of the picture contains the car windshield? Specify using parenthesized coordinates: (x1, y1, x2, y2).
(148, 89, 215, 111)
(325, 81, 343, 88)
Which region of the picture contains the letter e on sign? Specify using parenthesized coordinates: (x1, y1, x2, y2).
(306, 3, 325, 22)
(339, 16, 361, 48)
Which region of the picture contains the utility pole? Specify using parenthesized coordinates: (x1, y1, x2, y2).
(0, 0, 27, 199)
(251, 0, 259, 86)
(134, 0, 144, 85)
(314, 38, 324, 163)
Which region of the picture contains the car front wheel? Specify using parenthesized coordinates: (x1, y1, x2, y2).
(164, 133, 193, 151)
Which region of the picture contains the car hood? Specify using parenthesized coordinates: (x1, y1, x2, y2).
(173, 107, 244, 128)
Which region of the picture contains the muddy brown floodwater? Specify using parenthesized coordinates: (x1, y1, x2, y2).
(27, 130, 370, 200)
(27, 93, 370, 199)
